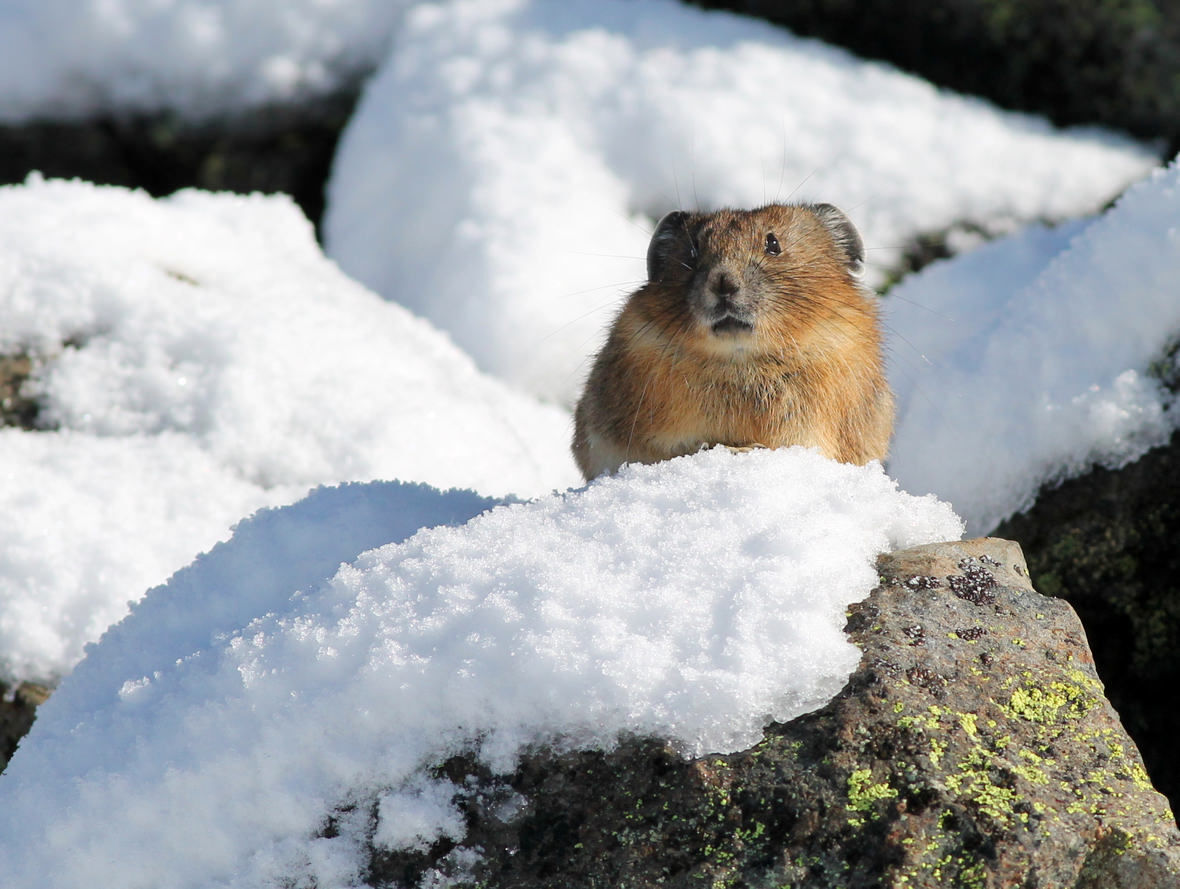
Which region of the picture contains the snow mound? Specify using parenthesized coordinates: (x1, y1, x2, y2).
(887, 155, 1180, 534)
(0, 0, 410, 121)
(323, 0, 1155, 404)
(0, 177, 578, 683)
(0, 448, 962, 889)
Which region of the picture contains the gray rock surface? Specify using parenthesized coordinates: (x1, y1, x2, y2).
(995, 427, 1180, 816)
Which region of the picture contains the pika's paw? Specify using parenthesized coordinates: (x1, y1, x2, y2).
(722, 443, 769, 454)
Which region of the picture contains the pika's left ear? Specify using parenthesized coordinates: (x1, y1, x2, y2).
(811, 203, 865, 278)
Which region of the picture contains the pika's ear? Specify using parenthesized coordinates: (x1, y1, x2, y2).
(646, 210, 691, 283)
(811, 203, 865, 278)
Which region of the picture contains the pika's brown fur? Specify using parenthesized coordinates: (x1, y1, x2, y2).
(572, 203, 893, 480)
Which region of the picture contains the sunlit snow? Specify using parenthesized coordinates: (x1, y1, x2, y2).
(0, 177, 577, 682)
(887, 158, 1180, 533)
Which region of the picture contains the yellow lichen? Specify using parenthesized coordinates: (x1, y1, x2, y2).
(929, 738, 947, 768)
(846, 768, 899, 820)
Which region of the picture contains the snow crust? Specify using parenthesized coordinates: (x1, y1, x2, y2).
(323, 0, 1155, 403)
(887, 156, 1180, 533)
(0, 449, 962, 889)
(0, 177, 578, 682)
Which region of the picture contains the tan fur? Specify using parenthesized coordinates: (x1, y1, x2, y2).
(572, 203, 893, 480)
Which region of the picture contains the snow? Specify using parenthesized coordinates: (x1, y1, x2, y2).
(0, 0, 410, 121)
(0, 176, 578, 683)
(0, 1, 1178, 885)
(887, 156, 1180, 534)
(322, 0, 1156, 404)
(0, 448, 962, 889)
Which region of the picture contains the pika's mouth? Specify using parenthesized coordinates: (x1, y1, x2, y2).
(710, 315, 755, 335)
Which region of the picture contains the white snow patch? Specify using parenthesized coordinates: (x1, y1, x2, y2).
(0, 177, 578, 683)
(0, 0, 411, 121)
(887, 155, 1180, 534)
(323, 0, 1156, 404)
(0, 448, 962, 889)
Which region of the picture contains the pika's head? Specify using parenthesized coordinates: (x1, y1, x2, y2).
(637, 203, 869, 358)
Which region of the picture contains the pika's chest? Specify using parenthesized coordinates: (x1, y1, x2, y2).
(639, 360, 801, 450)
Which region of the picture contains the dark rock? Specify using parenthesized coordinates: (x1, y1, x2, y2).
(995, 427, 1180, 817)
(0, 681, 50, 774)
(0, 352, 39, 429)
(366, 538, 1180, 889)
(0, 86, 363, 235)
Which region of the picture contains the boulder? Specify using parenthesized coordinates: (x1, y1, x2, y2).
(995, 428, 1180, 817)
(368, 538, 1180, 889)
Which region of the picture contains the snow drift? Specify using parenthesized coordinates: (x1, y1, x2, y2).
(0, 177, 577, 682)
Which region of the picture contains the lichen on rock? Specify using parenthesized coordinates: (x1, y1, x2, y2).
(995, 434, 1180, 817)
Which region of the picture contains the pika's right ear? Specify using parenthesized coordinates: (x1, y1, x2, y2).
(811, 203, 865, 278)
(646, 210, 691, 283)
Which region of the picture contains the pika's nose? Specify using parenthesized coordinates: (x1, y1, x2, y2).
(711, 271, 740, 298)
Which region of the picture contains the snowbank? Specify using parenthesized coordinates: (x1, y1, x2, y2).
(0, 0, 409, 121)
(323, 0, 1155, 404)
(0, 448, 962, 889)
(887, 156, 1180, 534)
(0, 177, 578, 683)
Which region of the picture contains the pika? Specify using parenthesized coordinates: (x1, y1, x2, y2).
(572, 203, 893, 480)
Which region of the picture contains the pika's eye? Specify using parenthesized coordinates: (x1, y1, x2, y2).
(764, 233, 781, 256)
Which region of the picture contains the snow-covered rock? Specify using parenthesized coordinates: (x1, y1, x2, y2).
(0, 177, 578, 683)
(0, 448, 962, 889)
(887, 155, 1180, 534)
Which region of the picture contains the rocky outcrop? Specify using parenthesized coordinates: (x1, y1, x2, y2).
(995, 428, 1180, 818)
(368, 539, 1180, 889)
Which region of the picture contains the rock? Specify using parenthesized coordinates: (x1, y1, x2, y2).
(995, 428, 1180, 817)
(0, 87, 361, 234)
(0, 681, 50, 774)
(0, 352, 38, 429)
(368, 538, 1180, 889)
